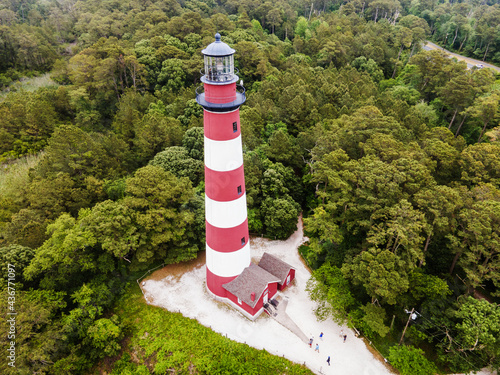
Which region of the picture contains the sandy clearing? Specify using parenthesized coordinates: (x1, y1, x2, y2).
(141, 217, 496, 375)
(142, 218, 395, 375)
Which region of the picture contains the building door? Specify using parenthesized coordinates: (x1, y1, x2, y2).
(263, 290, 268, 304)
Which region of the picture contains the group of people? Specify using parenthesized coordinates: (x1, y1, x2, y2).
(308, 330, 348, 367)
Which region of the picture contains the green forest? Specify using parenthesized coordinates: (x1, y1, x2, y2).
(1, 0, 499, 374)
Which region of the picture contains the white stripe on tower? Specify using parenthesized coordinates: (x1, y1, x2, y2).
(204, 136, 244, 172)
(206, 243, 251, 277)
(205, 194, 248, 228)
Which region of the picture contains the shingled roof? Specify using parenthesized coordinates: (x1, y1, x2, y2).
(222, 263, 279, 309)
(258, 252, 295, 285)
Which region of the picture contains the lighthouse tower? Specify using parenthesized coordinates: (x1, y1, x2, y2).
(196, 34, 251, 298)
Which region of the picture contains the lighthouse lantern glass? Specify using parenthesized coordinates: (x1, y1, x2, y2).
(204, 54, 234, 82)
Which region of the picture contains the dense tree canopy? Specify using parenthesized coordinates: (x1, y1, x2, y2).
(1, 0, 499, 373)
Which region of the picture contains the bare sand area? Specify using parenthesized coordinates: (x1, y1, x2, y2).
(141, 218, 496, 375)
(142, 219, 395, 375)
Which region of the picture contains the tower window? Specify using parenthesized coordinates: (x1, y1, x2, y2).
(233, 122, 238, 133)
(237, 185, 242, 195)
(241, 237, 246, 246)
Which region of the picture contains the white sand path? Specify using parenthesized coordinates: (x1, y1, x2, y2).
(142, 218, 394, 375)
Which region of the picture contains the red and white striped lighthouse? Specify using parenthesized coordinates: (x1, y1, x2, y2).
(196, 34, 251, 298)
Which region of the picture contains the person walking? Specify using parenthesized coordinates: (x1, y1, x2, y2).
(315, 343, 320, 353)
(327, 356, 331, 366)
(319, 332, 324, 340)
(343, 334, 347, 343)
(309, 338, 313, 348)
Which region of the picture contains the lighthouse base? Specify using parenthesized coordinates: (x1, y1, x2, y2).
(205, 267, 238, 298)
(204, 281, 265, 321)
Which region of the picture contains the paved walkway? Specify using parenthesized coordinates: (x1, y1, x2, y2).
(269, 296, 309, 343)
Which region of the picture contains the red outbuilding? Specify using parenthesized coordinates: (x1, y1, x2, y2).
(258, 252, 296, 291)
(222, 253, 296, 319)
(222, 263, 280, 319)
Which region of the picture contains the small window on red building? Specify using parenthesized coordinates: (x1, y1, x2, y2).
(237, 185, 242, 195)
(233, 122, 238, 132)
(241, 237, 246, 246)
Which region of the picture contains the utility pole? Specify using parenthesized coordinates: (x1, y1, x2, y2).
(390, 314, 396, 331)
(399, 308, 415, 345)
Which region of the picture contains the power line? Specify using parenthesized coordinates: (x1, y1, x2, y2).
(409, 309, 491, 366)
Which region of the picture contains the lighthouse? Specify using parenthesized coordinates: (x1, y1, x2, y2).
(196, 33, 251, 299)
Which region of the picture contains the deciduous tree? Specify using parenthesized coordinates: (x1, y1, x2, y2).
(306, 263, 355, 323)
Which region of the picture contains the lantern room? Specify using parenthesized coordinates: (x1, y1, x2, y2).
(196, 33, 245, 111)
(201, 33, 237, 84)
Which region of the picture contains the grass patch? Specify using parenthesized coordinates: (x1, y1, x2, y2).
(97, 284, 314, 375)
(0, 73, 58, 97)
(0, 153, 42, 198)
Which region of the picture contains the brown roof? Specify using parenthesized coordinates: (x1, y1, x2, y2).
(258, 252, 295, 285)
(222, 263, 280, 308)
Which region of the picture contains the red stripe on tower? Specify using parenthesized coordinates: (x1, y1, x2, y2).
(206, 219, 249, 253)
(204, 109, 241, 141)
(205, 165, 245, 202)
(196, 33, 250, 299)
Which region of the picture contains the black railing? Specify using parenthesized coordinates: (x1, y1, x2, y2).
(195, 84, 246, 111)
